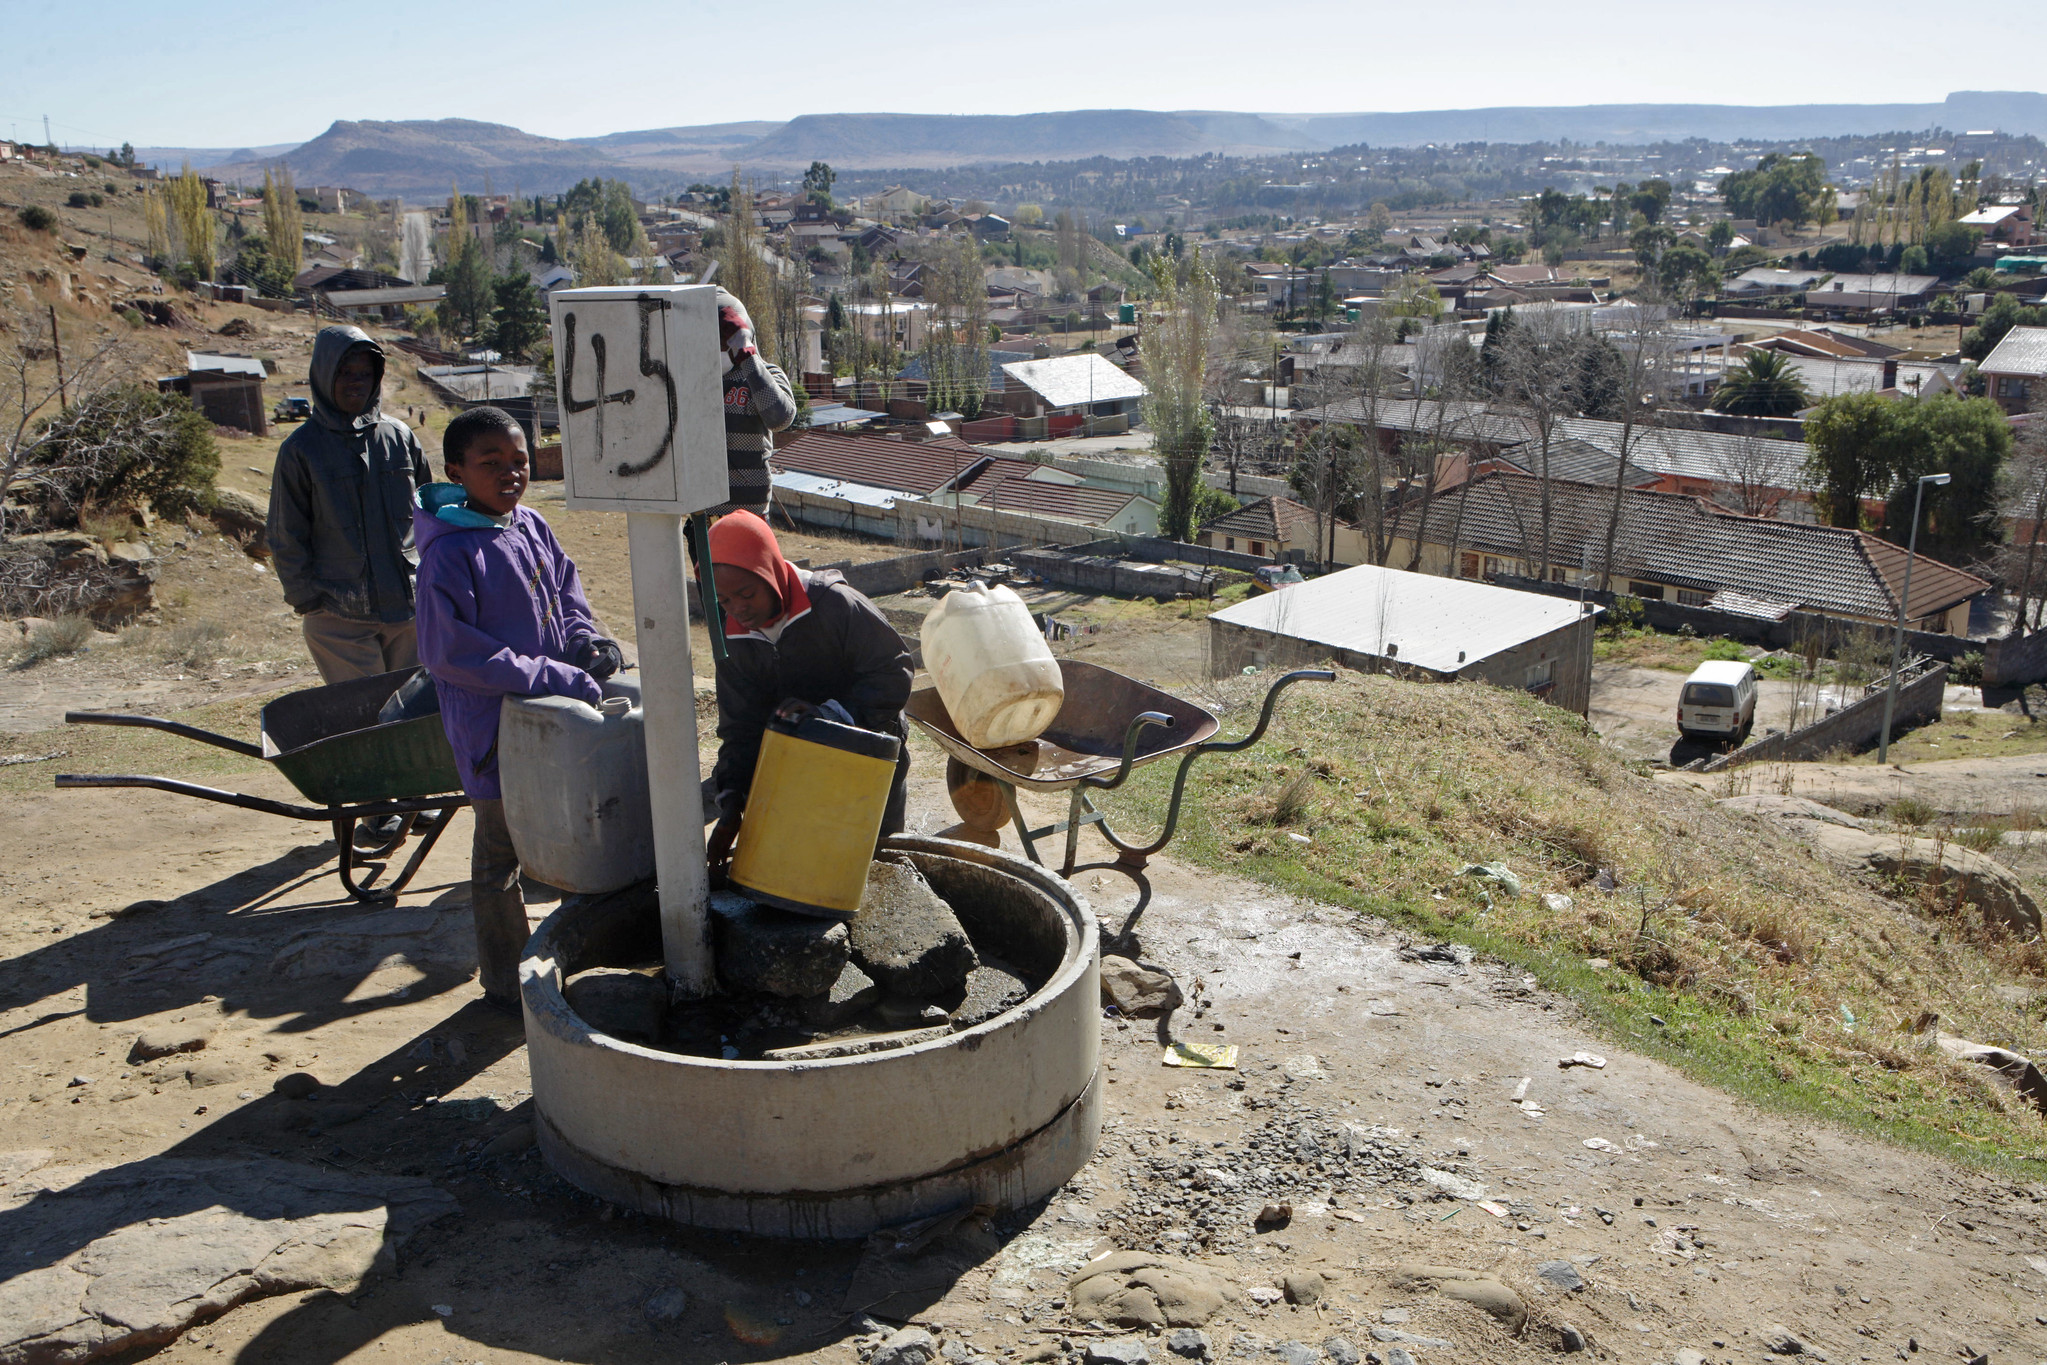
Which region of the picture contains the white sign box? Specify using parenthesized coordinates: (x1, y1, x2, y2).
(548, 285, 726, 515)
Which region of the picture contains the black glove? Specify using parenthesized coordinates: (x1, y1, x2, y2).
(574, 636, 624, 680)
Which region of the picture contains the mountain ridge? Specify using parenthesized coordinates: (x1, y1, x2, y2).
(149, 92, 2047, 197)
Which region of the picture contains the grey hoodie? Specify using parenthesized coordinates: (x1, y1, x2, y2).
(266, 326, 432, 623)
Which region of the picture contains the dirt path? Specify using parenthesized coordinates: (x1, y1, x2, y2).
(1591, 664, 1826, 764)
(1661, 752, 2047, 818)
(2, 739, 2041, 1364)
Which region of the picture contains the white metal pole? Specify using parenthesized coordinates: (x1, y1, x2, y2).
(627, 510, 712, 994)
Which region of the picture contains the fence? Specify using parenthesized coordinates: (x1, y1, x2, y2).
(1493, 575, 1983, 665)
(1011, 550, 1213, 600)
(1701, 658, 1947, 771)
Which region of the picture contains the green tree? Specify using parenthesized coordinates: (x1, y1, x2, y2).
(23, 384, 219, 524)
(260, 167, 303, 282)
(1706, 220, 1735, 252)
(1719, 153, 1828, 228)
(1899, 245, 1929, 274)
(1139, 250, 1220, 541)
(1962, 294, 2047, 361)
(487, 272, 547, 361)
(1882, 395, 2012, 562)
(1803, 392, 1901, 527)
(1924, 221, 1983, 271)
(435, 234, 494, 338)
(1630, 179, 1673, 225)
(1712, 350, 1812, 417)
(802, 161, 836, 207)
(1657, 241, 1718, 302)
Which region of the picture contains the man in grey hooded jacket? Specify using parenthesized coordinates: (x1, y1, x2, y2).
(267, 326, 433, 681)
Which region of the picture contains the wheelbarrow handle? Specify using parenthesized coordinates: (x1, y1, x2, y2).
(1078, 710, 1175, 792)
(1087, 668, 1335, 863)
(54, 773, 464, 823)
(63, 711, 264, 759)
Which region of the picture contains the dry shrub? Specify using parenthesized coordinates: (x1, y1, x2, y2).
(159, 620, 228, 670)
(15, 613, 94, 663)
(1889, 796, 1938, 827)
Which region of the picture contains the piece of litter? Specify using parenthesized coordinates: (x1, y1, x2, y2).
(1583, 1138, 1621, 1153)
(0, 750, 66, 766)
(1560, 1052, 1607, 1069)
(1286, 832, 1313, 844)
(1839, 1003, 1857, 1032)
(1332, 1209, 1367, 1223)
(431, 1304, 453, 1318)
(1476, 1200, 1509, 1218)
(1164, 1042, 1238, 1070)
(1248, 1286, 1284, 1305)
(1624, 1134, 1660, 1152)
(1510, 1077, 1531, 1101)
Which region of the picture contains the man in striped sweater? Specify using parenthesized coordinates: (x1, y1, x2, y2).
(713, 290, 799, 516)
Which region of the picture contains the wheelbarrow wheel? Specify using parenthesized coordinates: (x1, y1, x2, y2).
(941, 757, 1006, 849)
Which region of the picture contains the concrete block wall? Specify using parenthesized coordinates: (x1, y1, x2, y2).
(1702, 662, 1946, 771)
(1984, 627, 2047, 688)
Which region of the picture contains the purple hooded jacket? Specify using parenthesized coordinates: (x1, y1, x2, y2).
(413, 496, 603, 799)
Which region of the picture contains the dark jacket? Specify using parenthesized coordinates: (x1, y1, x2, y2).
(711, 354, 798, 517)
(413, 490, 602, 801)
(712, 570, 913, 806)
(266, 326, 432, 623)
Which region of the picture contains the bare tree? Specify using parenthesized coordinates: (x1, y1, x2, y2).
(2, 320, 132, 542)
(1594, 299, 1667, 590)
(1494, 306, 1583, 580)
(1707, 424, 1794, 518)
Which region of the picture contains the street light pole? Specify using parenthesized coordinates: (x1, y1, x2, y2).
(1878, 471, 1951, 763)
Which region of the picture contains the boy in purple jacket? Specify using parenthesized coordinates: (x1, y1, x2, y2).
(414, 407, 623, 1010)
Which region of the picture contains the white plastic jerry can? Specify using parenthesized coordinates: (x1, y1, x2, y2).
(920, 580, 1065, 749)
(499, 676, 652, 894)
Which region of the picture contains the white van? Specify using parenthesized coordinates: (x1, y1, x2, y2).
(1677, 659, 1758, 742)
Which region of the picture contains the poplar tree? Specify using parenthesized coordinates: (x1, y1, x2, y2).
(1140, 250, 1220, 541)
(166, 163, 215, 280)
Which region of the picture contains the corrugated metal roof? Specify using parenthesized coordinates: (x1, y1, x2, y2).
(185, 351, 264, 379)
(1981, 325, 2047, 377)
(946, 465, 1148, 526)
(1209, 562, 1592, 674)
(321, 285, 446, 308)
(772, 470, 901, 509)
(1000, 354, 1147, 409)
(1809, 273, 1940, 298)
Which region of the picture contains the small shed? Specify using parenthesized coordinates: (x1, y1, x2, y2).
(160, 351, 267, 434)
(1207, 563, 1600, 715)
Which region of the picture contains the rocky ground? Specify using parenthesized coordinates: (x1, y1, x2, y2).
(3, 740, 2045, 1365)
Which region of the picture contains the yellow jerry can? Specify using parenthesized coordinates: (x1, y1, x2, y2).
(729, 714, 901, 919)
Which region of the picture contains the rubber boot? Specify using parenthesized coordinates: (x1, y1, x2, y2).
(470, 880, 529, 1008)
(467, 799, 527, 1011)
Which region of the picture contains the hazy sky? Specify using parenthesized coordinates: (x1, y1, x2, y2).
(5, 0, 2034, 149)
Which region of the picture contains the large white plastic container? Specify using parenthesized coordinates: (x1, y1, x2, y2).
(921, 581, 1064, 749)
(500, 675, 652, 894)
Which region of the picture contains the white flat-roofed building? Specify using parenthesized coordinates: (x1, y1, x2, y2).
(1206, 562, 1599, 714)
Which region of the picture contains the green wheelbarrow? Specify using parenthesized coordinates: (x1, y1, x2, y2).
(56, 668, 470, 902)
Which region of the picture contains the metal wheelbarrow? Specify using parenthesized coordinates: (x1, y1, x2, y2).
(55, 668, 470, 902)
(906, 658, 1331, 876)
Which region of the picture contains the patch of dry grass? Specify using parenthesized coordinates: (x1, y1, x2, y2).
(1118, 670, 2047, 1171)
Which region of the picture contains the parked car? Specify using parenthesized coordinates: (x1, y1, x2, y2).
(1677, 659, 1758, 742)
(1252, 564, 1305, 593)
(273, 396, 311, 422)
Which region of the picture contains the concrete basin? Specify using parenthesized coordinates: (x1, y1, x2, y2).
(519, 837, 1102, 1238)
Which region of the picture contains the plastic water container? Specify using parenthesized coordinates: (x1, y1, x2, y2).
(500, 675, 651, 894)
(729, 715, 901, 919)
(920, 581, 1064, 749)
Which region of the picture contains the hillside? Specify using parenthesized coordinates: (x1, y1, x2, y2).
(206, 118, 631, 195)
(1271, 89, 2047, 148)
(569, 121, 784, 170)
(1120, 671, 2047, 1168)
(737, 109, 1317, 167)
(138, 89, 2047, 195)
